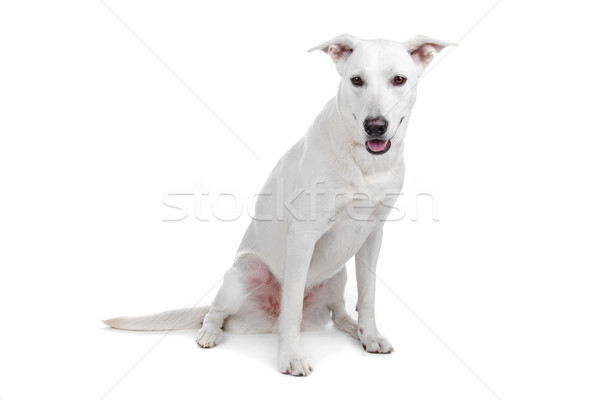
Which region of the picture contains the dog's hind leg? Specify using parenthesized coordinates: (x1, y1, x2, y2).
(196, 266, 247, 348)
(328, 266, 360, 340)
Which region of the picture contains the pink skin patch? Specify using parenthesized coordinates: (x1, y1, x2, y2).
(245, 263, 316, 319)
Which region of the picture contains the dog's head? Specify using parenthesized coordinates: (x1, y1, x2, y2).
(310, 34, 454, 155)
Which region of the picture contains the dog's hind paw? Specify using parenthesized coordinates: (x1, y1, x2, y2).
(279, 352, 313, 376)
(195, 326, 223, 348)
(333, 314, 360, 340)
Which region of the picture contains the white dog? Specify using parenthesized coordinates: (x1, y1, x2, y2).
(103, 33, 453, 376)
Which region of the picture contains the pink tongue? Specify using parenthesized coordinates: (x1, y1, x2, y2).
(367, 139, 388, 152)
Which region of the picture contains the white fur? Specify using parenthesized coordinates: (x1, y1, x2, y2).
(103, 34, 453, 376)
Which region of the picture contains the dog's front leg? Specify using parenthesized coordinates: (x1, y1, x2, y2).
(277, 231, 318, 376)
(355, 227, 394, 354)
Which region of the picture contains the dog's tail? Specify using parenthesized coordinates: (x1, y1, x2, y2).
(102, 306, 210, 331)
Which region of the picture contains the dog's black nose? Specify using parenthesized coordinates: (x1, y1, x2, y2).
(363, 117, 388, 136)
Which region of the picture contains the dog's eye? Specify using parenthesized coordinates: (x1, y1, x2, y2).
(350, 76, 364, 87)
(392, 75, 407, 86)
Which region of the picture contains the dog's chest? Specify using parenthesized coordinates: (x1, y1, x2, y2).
(335, 178, 399, 233)
(307, 173, 402, 284)
(342, 168, 404, 217)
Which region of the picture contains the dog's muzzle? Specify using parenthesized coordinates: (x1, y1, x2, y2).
(363, 116, 391, 155)
(363, 116, 404, 155)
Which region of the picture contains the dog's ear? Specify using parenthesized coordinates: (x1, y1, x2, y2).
(405, 35, 455, 73)
(308, 34, 360, 65)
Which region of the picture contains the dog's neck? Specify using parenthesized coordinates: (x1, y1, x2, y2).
(315, 98, 406, 183)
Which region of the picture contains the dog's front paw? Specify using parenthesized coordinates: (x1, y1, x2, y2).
(195, 326, 223, 348)
(278, 352, 313, 376)
(359, 330, 394, 354)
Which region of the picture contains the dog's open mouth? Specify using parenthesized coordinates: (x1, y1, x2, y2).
(365, 139, 391, 155)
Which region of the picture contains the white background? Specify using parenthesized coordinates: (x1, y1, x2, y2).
(1, 0, 599, 399)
